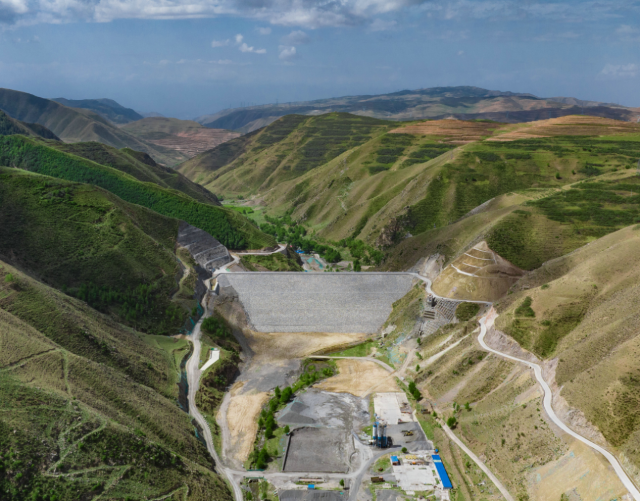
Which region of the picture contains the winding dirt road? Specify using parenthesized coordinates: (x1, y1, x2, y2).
(478, 308, 640, 500)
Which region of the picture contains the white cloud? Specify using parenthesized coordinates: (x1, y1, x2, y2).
(457, 50, 464, 55)
(4, 0, 640, 28)
(257, 27, 271, 35)
(211, 39, 229, 47)
(278, 45, 297, 61)
(369, 18, 396, 31)
(599, 63, 639, 78)
(616, 24, 640, 41)
(235, 33, 244, 44)
(239, 42, 266, 54)
(282, 30, 310, 44)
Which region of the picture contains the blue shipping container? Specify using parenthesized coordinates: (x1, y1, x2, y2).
(308, 485, 315, 490)
(432, 455, 453, 489)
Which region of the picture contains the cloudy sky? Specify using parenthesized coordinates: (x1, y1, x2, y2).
(1, 0, 639, 117)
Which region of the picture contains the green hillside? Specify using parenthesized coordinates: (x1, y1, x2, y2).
(0, 261, 232, 501)
(0, 136, 275, 250)
(0, 88, 183, 165)
(50, 141, 221, 205)
(0, 170, 186, 334)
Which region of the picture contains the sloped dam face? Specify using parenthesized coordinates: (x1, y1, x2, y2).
(217, 272, 415, 333)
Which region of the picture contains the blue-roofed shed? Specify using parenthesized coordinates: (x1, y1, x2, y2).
(391, 455, 400, 465)
(432, 455, 453, 489)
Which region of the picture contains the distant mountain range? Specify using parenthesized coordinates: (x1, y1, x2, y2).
(194, 86, 640, 133)
(52, 97, 144, 124)
(0, 88, 238, 166)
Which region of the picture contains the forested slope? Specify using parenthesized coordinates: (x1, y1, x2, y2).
(0, 136, 275, 249)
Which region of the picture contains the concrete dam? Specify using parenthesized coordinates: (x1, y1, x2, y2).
(217, 272, 416, 333)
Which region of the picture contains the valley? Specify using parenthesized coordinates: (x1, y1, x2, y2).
(2, 86, 640, 501)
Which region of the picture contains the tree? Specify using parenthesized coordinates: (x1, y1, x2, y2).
(446, 416, 458, 429)
(353, 259, 362, 272)
(284, 425, 290, 434)
(339, 479, 345, 487)
(416, 364, 420, 372)
(464, 402, 471, 412)
(280, 387, 293, 404)
(401, 447, 408, 453)
(255, 447, 270, 469)
(274, 386, 281, 399)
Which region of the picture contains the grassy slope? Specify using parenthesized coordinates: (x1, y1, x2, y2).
(494, 225, 640, 478)
(0, 136, 275, 249)
(383, 128, 640, 270)
(0, 261, 232, 501)
(0, 170, 186, 334)
(50, 141, 221, 205)
(0, 88, 183, 165)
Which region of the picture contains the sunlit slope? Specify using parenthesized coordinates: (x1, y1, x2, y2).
(50, 141, 221, 205)
(494, 224, 640, 480)
(431, 241, 525, 301)
(0, 262, 232, 501)
(0, 136, 275, 249)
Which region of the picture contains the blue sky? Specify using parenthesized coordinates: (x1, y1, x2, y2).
(1, 0, 639, 118)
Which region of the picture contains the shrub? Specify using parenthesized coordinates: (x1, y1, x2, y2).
(4, 273, 13, 283)
(515, 297, 535, 317)
(446, 416, 458, 428)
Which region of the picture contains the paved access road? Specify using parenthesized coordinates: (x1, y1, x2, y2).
(478, 308, 640, 500)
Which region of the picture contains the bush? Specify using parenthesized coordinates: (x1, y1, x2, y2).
(446, 416, 458, 428)
(455, 302, 480, 321)
(408, 381, 422, 400)
(4, 273, 13, 283)
(401, 447, 408, 453)
(515, 297, 535, 317)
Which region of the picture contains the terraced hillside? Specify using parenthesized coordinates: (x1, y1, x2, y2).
(0, 136, 275, 249)
(0, 260, 232, 501)
(194, 85, 640, 133)
(122, 117, 240, 163)
(0, 88, 185, 165)
(181, 114, 640, 249)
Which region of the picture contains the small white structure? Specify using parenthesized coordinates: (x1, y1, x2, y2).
(201, 348, 220, 372)
(373, 393, 414, 424)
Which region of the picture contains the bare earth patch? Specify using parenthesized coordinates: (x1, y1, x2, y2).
(313, 359, 399, 397)
(223, 387, 271, 462)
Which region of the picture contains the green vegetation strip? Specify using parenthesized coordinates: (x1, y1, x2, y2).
(0, 135, 274, 249)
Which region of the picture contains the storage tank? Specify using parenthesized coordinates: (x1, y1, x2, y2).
(372, 422, 378, 445)
(381, 422, 387, 448)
